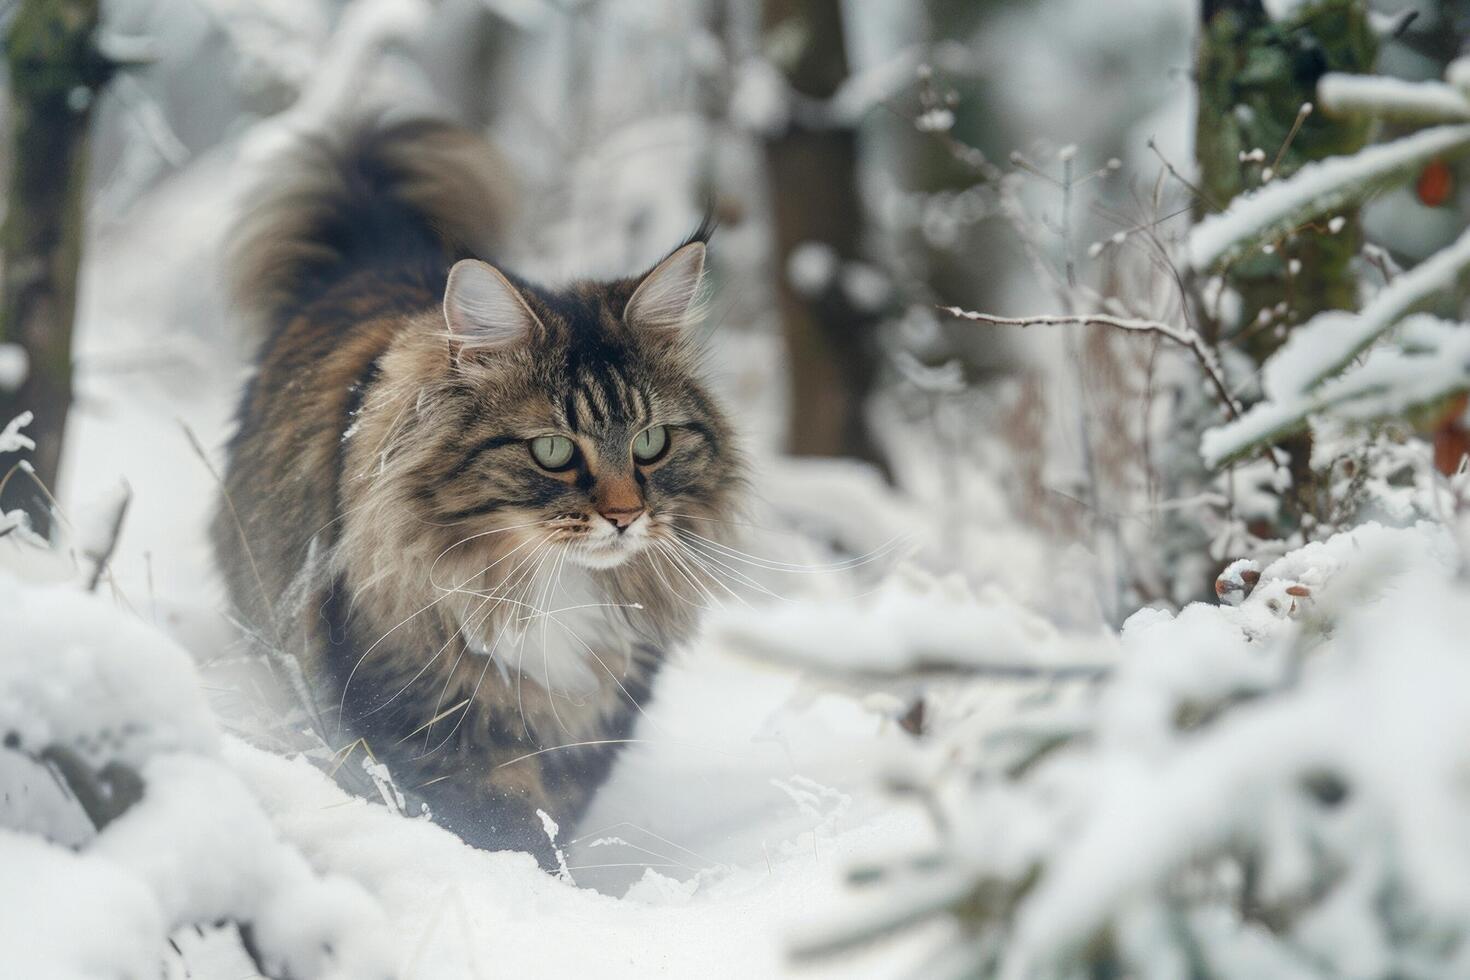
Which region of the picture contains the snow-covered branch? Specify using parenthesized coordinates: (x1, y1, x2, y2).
(787, 524, 1470, 977)
(1202, 316, 1470, 468)
(1, 580, 395, 978)
(1318, 73, 1470, 123)
(1187, 124, 1470, 271)
(1266, 224, 1470, 401)
(1200, 217, 1470, 468)
(711, 570, 1115, 682)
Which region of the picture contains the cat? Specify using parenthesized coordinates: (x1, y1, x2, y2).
(213, 118, 744, 869)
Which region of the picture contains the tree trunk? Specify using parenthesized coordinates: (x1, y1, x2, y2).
(0, 0, 111, 534)
(761, 0, 886, 472)
(1194, 0, 1375, 525)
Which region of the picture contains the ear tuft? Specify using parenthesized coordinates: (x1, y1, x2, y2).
(444, 259, 541, 351)
(625, 242, 706, 332)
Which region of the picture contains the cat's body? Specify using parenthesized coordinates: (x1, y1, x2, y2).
(214, 120, 741, 866)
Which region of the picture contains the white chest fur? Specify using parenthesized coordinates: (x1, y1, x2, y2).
(458, 566, 632, 730)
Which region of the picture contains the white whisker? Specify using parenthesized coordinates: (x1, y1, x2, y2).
(543, 614, 667, 737)
(339, 532, 551, 721)
(670, 537, 792, 604)
(652, 542, 718, 611)
(514, 542, 561, 741)
(666, 540, 749, 607)
(657, 540, 724, 611)
(673, 525, 912, 573)
(420, 537, 553, 754)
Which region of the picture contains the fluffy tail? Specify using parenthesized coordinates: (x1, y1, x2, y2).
(230, 118, 514, 330)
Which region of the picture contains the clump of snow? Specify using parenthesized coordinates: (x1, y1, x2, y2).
(1260, 0, 1310, 20)
(0, 412, 34, 455)
(730, 57, 790, 135)
(75, 479, 132, 569)
(786, 241, 839, 297)
(0, 829, 163, 979)
(840, 261, 891, 312)
(1450, 56, 1470, 96)
(0, 579, 395, 978)
(0, 345, 27, 392)
(1317, 73, 1470, 122)
(0, 578, 218, 765)
(915, 107, 955, 133)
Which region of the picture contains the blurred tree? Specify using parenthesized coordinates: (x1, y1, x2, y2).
(761, 0, 886, 472)
(1193, 0, 1375, 524)
(0, 0, 116, 533)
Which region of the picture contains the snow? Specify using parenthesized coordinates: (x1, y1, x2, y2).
(1260, 0, 1310, 20)
(1450, 57, 1470, 96)
(1264, 224, 1470, 400)
(839, 261, 891, 313)
(238, 0, 435, 162)
(0, 829, 163, 980)
(0, 345, 26, 392)
(0, 412, 33, 455)
(730, 58, 790, 135)
(915, 107, 955, 133)
(1187, 124, 1470, 271)
(0, 579, 395, 979)
(223, 733, 941, 978)
(773, 521, 1470, 976)
(1201, 214, 1470, 466)
(0, 578, 218, 766)
(709, 566, 1114, 679)
(1317, 73, 1470, 122)
(1203, 315, 1470, 468)
(786, 241, 839, 297)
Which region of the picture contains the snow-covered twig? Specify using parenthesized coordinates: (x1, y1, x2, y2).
(938, 306, 1240, 420)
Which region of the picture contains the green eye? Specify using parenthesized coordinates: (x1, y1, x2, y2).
(529, 435, 576, 470)
(632, 425, 669, 463)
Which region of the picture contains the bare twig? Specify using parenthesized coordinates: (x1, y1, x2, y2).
(937, 305, 1241, 421)
(1268, 103, 1314, 181)
(1148, 137, 1218, 212)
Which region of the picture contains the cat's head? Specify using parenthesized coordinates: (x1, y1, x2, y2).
(403, 236, 741, 576)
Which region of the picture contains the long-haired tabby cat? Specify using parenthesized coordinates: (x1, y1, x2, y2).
(214, 119, 743, 869)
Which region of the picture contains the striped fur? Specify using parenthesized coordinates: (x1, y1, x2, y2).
(213, 120, 742, 868)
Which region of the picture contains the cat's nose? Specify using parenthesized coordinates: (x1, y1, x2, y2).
(598, 507, 644, 532)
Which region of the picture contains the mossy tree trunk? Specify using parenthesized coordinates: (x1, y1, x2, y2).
(1194, 0, 1375, 525)
(761, 0, 886, 472)
(0, 0, 113, 533)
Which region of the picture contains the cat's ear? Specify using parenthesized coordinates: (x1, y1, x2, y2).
(625, 242, 706, 333)
(444, 259, 541, 352)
